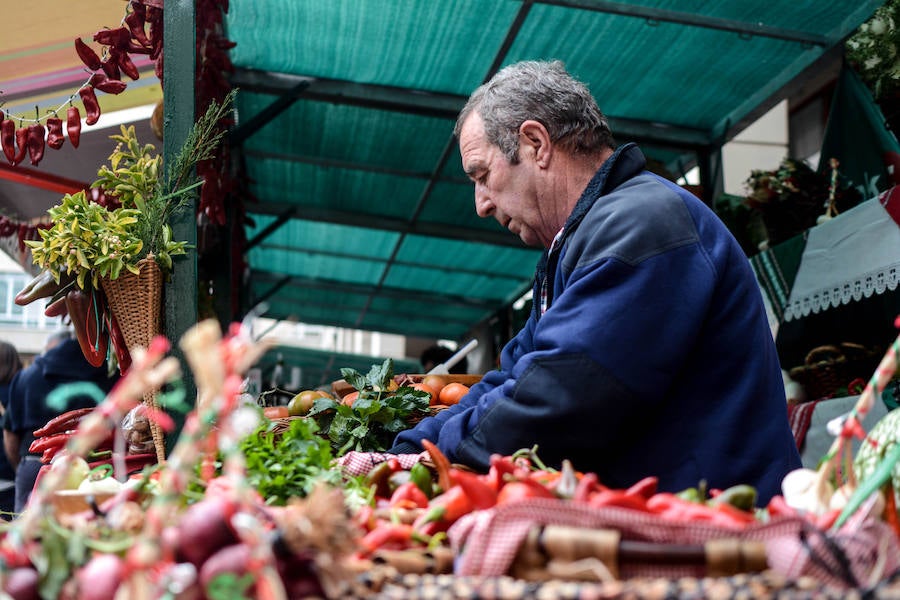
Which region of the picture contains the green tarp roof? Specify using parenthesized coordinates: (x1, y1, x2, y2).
(224, 0, 883, 342)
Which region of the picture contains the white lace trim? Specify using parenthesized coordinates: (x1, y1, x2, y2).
(783, 262, 900, 321)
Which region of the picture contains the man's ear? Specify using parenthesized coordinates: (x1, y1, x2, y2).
(519, 120, 551, 167)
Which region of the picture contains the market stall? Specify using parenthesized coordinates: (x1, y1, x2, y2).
(5, 0, 900, 598)
(0, 317, 899, 599)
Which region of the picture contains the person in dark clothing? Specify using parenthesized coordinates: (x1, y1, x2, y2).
(3, 330, 118, 512)
(390, 60, 800, 504)
(0, 341, 23, 518)
(420, 344, 469, 374)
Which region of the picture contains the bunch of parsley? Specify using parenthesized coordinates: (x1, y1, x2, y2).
(307, 359, 431, 455)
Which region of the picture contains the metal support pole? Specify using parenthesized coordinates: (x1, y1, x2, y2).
(163, 0, 197, 449)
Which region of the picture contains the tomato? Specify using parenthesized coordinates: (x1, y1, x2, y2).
(341, 391, 359, 407)
(409, 383, 440, 406)
(288, 390, 328, 416)
(438, 382, 469, 406)
(421, 374, 449, 394)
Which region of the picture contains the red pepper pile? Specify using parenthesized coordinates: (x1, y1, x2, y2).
(29, 408, 113, 464)
(352, 444, 840, 558)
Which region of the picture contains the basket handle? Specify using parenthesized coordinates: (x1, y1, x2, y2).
(804, 345, 844, 366)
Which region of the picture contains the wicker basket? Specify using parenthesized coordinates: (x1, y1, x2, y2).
(788, 343, 881, 401)
(100, 257, 166, 464)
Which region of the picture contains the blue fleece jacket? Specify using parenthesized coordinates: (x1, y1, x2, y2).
(4, 339, 118, 458)
(392, 143, 800, 503)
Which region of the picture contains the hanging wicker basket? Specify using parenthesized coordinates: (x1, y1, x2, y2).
(100, 256, 167, 463)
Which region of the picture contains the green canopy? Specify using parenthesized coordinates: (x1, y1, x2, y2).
(222, 0, 884, 342)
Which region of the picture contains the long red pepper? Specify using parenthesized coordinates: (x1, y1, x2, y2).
(0, 117, 15, 163)
(413, 485, 473, 532)
(89, 73, 127, 95)
(117, 51, 140, 81)
(46, 117, 65, 150)
(13, 127, 28, 165)
(66, 106, 81, 148)
(359, 523, 413, 555)
(449, 467, 497, 510)
(588, 489, 650, 512)
(79, 87, 102, 125)
(389, 481, 429, 510)
(124, 10, 151, 47)
(65, 288, 108, 368)
(27, 123, 46, 166)
(43, 296, 68, 318)
(33, 407, 94, 438)
(106, 311, 132, 373)
(421, 439, 452, 493)
(29, 433, 70, 454)
(102, 54, 121, 81)
(74, 38, 102, 71)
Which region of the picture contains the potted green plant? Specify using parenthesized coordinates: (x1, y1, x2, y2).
(27, 90, 234, 289)
(19, 90, 235, 370)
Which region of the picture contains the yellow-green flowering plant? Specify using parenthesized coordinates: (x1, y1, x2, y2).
(26, 90, 235, 290)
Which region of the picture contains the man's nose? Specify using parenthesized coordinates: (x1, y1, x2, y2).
(474, 184, 493, 218)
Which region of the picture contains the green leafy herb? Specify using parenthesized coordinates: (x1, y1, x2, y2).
(307, 358, 431, 455)
(236, 416, 370, 509)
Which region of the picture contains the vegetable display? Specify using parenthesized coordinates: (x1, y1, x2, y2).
(307, 359, 432, 454)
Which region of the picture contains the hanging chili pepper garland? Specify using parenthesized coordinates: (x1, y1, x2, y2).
(0, 0, 159, 166)
(0, 215, 50, 254)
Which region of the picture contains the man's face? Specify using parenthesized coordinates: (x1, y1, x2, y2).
(458, 113, 546, 247)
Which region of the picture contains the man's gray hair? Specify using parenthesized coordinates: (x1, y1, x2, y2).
(454, 60, 615, 164)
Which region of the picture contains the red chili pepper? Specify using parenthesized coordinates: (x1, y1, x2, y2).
(496, 479, 555, 505)
(13, 127, 28, 165)
(573, 472, 604, 503)
(46, 117, 65, 150)
(89, 73, 127, 95)
(65, 288, 108, 368)
(41, 446, 62, 464)
(74, 38, 102, 71)
(413, 485, 473, 532)
(709, 502, 757, 528)
(588, 489, 650, 512)
(79, 87, 101, 125)
(421, 439, 452, 494)
(645, 492, 683, 514)
(93, 27, 132, 49)
(486, 454, 516, 492)
(124, 10, 151, 47)
(101, 53, 121, 81)
(117, 51, 140, 81)
(1, 117, 15, 163)
(765, 494, 797, 519)
(624, 476, 658, 500)
(359, 523, 413, 555)
(33, 407, 94, 438)
(29, 432, 71, 454)
(449, 468, 497, 510)
(27, 123, 46, 166)
(66, 106, 82, 148)
(389, 481, 429, 510)
(106, 311, 132, 373)
(44, 296, 68, 318)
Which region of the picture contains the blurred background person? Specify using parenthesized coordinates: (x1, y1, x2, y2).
(420, 343, 469, 374)
(4, 329, 118, 512)
(0, 340, 23, 518)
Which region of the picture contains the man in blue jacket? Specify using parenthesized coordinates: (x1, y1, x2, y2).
(390, 60, 800, 503)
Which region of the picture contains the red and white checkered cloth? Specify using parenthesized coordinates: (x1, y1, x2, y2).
(335, 451, 426, 477)
(447, 498, 900, 588)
